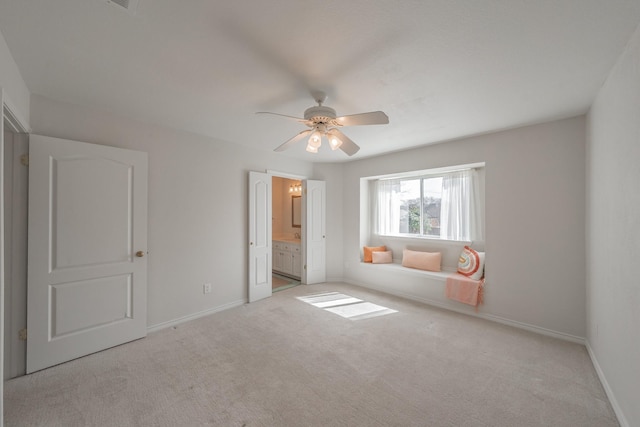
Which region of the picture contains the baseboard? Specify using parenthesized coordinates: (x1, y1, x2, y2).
(478, 311, 585, 344)
(342, 278, 585, 345)
(586, 341, 629, 427)
(146, 299, 246, 333)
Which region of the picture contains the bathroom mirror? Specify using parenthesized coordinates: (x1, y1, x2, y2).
(292, 195, 301, 228)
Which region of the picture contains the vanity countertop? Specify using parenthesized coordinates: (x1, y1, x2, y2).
(274, 238, 301, 244)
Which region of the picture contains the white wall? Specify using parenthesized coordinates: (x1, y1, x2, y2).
(341, 117, 587, 338)
(29, 94, 317, 328)
(586, 23, 640, 427)
(0, 29, 29, 128)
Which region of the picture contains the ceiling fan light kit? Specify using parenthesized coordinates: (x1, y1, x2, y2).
(328, 133, 342, 151)
(257, 91, 389, 157)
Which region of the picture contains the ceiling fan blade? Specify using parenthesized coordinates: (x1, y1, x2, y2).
(328, 129, 360, 156)
(274, 130, 311, 152)
(334, 111, 389, 127)
(256, 111, 307, 122)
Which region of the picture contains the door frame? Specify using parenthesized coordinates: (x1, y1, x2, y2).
(2, 124, 28, 380)
(2, 91, 31, 427)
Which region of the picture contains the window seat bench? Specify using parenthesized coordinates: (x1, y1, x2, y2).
(344, 260, 484, 314)
(362, 261, 456, 281)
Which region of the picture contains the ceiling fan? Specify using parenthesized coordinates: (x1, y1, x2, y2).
(257, 91, 389, 156)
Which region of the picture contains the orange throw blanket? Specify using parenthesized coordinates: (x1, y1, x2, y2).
(445, 274, 484, 307)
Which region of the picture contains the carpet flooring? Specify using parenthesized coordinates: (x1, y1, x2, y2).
(4, 282, 618, 427)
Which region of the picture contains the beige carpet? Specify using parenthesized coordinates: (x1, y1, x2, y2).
(4, 282, 618, 427)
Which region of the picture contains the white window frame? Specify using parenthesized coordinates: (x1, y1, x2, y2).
(369, 163, 485, 243)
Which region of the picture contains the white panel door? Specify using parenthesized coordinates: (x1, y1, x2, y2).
(27, 135, 148, 373)
(248, 171, 272, 302)
(302, 180, 326, 284)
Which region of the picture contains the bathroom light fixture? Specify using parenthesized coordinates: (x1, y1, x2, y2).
(289, 183, 302, 193)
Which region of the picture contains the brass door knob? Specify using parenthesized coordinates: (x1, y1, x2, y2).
(136, 251, 145, 258)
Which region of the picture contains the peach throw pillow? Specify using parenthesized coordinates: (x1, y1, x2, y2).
(363, 245, 386, 263)
(402, 249, 442, 272)
(372, 250, 393, 264)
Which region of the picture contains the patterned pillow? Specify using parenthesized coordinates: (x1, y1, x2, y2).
(457, 246, 485, 280)
(363, 245, 386, 263)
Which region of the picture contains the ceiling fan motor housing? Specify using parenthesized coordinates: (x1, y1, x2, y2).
(304, 105, 337, 124)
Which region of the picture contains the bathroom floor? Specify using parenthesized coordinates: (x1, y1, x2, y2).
(272, 273, 300, 292)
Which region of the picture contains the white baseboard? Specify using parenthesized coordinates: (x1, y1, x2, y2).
(146, 299, 246, 334)
(342, 278, 585, 345)
(586, 341, 629, 427)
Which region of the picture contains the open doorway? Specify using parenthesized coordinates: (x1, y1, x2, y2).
(271, 176, 302, 292)
(248, 170, 325, 303)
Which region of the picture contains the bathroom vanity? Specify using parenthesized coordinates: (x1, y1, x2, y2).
(273, 239, 301, 279)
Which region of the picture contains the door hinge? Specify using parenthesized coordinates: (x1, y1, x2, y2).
(304, 264, 307, 270)
(20, 154, 29, 167)
(18, 328, 27, 341)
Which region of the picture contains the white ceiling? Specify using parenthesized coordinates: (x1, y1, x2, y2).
(1, 0, 639, 162)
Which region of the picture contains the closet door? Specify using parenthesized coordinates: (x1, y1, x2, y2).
(27, 134, 148, 373)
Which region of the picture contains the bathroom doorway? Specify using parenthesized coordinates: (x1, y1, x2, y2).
(248, 170, 325, 303)
(271, 176, 302, 291)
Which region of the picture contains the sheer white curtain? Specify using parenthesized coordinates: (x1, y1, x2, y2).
(468, 169, 484, 242)
(440, 169, 483, 241)
(372, 179, 401, 235)
(373, 169, 483, 241)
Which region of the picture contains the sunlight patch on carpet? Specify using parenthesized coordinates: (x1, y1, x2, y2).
(298, 292, 363, 308)
(297, 292, 398, 320)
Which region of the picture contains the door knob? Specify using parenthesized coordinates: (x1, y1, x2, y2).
(136, 251, 145, 258)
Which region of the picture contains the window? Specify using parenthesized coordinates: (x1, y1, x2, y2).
(372, 168, 483, 242)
